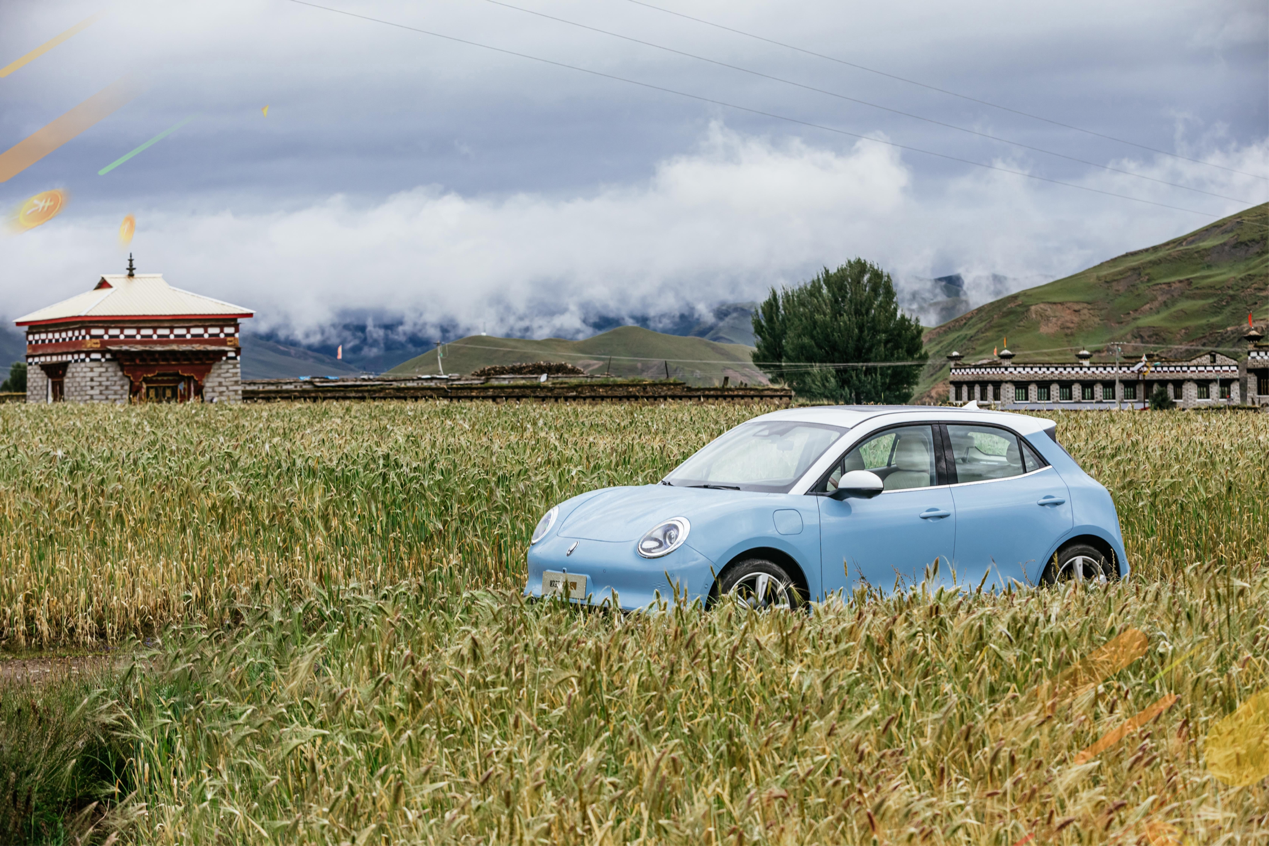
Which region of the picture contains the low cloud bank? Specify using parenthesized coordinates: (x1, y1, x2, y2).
(5, 124, 1265, 346)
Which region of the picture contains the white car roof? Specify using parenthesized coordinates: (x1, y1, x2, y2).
(750, 405, 1057, 436)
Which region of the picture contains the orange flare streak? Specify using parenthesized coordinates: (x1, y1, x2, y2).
(0, 76, 138, 183)
(1074, 693, 1178, 765)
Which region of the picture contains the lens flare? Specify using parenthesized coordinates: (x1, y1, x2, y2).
(119, 214, 135, 246)
(0, 12, 106, 78)
(9, 189, 68, 232)
(0, 78, 137, 183)
(1205, 687, 1269, 787)
(1024, 627, 1149, 716)
(99, 116, 194, 176)
(1073, 693, 1178, 765)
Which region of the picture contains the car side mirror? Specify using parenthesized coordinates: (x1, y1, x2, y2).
(830, 470, 884, 500)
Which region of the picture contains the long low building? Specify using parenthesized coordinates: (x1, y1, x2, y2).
(15, 257, 252, 403)
(947, 329, 1267, 410)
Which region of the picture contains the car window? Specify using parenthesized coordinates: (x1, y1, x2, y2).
(666, 420, 846, 493)
(821, 425, 936, 493)
(947, 424, 1027, 483)
(1020, 439, 1045, 473)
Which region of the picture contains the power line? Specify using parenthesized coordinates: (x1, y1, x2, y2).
(285, 0, 1221, 217)
(621, 0, 1268, 182)
(481, 0, 1255, 206)
(437, 338, 925, 368)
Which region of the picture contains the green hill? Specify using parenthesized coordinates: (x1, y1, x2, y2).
(914, 203, 1269, 403)
(387, 325, 768, 386)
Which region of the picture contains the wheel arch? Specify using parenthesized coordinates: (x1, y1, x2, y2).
(708, 546, 812, 604)
(1047, 532, 1122, 579)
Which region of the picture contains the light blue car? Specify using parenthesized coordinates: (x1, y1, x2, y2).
(525, 406, 1129, 609)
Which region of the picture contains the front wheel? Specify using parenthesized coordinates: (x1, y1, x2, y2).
(717, 559, 803, 610)
(1041, 542, 1115, 586)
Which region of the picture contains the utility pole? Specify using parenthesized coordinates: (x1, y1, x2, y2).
(436, 340, 445, 376)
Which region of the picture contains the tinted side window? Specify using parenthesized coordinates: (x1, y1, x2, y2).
(946, 424, 1025, 483)
(1020, 439, 1046, 473)
(821, 425, 937, 493)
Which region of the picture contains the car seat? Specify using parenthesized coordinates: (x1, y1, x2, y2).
(884, 437, 932, 490)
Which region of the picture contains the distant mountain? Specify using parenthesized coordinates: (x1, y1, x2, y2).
(238, 336, 363, 379)
(580, 302, 758, 347)
(686, 302, 759, 346)
(913, 203, 1269, 403)
(247, 322, 435, 373)
(0, 324, 24, 372)
(388, 325, 767, 386)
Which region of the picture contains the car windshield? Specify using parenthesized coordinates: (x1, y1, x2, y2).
(665, 420, 847, 493)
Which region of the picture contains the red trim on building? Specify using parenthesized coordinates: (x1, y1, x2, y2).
(15, 312, 252, 327)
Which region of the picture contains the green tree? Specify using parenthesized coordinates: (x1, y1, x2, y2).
(752, 259, 928, 403)
(0, 362, 25, 394)
(1149, 384, 1176, 410)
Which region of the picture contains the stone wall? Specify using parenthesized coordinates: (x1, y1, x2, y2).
(204, 357, 242, 403)
(64, 360, 131, 403)
(26, 363, 47, 403)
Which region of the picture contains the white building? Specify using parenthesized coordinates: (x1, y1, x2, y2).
(15, 257, 253, 403)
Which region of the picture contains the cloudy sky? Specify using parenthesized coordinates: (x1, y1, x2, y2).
(2, 0, 1266, 343)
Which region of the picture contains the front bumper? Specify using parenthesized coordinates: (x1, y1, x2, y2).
(524, 534, 718, 610)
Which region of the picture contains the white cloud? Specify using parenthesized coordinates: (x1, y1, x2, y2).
(4, 123, 1266, 343)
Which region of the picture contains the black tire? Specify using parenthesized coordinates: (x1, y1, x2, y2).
(716, 558, 804, 610)
(1041, 542, 1115, 586)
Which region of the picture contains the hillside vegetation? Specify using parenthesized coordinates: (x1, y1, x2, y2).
(914, 203, 1268, 402)
(388, 325, 768, 386)
(1, 405, 1266, 843)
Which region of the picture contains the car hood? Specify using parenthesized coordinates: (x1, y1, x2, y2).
(557, 484, 757, 542)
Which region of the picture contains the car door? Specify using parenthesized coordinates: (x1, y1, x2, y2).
(816, 424, 956, 595)
(944, 423, 1073, 588)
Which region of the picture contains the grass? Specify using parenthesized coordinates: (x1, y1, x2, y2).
(387, 325, 767, 386)
(0, 402, 764, 647)
(1, 403, 1267, 842)
(0, 669, 130, 845)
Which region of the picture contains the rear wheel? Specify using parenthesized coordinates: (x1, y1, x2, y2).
(717, 559, 803, 610)
(1042, 542, 1114, 586)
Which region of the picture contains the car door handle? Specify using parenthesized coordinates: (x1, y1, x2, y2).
(1037, 496, 1066, 506)
(919, 509, 951, 519)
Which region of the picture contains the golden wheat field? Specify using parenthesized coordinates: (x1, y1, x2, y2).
(0, 403, 1267, 844)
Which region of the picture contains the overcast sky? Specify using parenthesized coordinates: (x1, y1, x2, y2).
(2, 0, 1266, 342)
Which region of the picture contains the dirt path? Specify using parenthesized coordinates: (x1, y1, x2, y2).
(0, 653, 115, 686)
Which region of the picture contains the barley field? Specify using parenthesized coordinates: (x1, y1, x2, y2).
(1, 403, 1267, 844)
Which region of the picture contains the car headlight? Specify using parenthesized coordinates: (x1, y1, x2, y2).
(530, 506, 558, 544)
(637, 517, 690, 559)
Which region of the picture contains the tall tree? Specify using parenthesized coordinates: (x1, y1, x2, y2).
(752, 259, 927, 403)
(0, 362, 25, 394)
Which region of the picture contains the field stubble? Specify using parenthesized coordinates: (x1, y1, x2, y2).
(0, 403, 1267, 844)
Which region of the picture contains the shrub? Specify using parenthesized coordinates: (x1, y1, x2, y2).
(1149, 384, 1176, 410)
(470, 361, 586, 378)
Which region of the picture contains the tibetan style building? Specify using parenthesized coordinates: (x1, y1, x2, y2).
(1248, 329, 1269, 408)
(15, 257, 252, 403)
(946, 328, 1267, 411)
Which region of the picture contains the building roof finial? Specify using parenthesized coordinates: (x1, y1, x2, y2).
(126, 253, 135, 277)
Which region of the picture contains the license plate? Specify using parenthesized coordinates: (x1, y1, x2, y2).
(543, 571, 586, 599)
